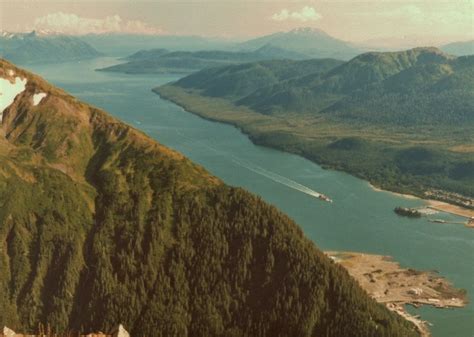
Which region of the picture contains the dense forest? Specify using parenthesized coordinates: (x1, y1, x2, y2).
(0, 60, 419, 336)
(157, 47, 474, 203)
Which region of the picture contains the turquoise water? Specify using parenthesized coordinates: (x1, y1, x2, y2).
(27, 58, 474, 337)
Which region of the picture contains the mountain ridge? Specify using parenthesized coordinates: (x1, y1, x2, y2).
(0, 58, 419, 336)
(156, 47, 474, 205)
(97, 47, 312, 74)
(0, 32, 101, 65)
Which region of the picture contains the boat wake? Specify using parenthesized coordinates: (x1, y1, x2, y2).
(232, 158, 332, 202)
(172, 130, 332, 202)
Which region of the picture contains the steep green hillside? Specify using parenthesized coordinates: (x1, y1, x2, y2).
(156, 48, 474, 205)
(0, 31, 101, 65)
(176, 59, 343, 99)
(0, 59, 419, 336)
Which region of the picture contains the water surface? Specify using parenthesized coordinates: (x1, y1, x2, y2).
(27, 58, 474, 337)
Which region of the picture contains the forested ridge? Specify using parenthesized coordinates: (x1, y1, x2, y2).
(157, 47, 474, 203)
(0, 59, 419, 336)
(175, 47, 474, 126)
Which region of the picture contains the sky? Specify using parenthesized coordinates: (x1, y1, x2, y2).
(0, 0, 473, 46)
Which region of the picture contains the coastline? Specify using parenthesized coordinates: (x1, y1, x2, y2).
(368, 182, 420, 200)
(154, 87, 474, 223)
(326, 251, 468, 337)
(368, 182, 474, 221)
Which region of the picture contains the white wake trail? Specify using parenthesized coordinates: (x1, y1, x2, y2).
(170, 132, 331, 201)
(231, 158, 326, 200)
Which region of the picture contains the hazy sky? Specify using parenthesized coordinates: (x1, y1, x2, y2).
(1, 0, 473, 45)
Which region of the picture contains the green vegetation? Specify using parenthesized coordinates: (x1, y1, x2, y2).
(0, 59, 420, 336)
(97, 46, 313, 74)
(394, 207, 422, 218)
(155, 47, 474, 205)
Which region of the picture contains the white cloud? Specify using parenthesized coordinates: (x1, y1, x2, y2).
(272, 6, 322, 22)
(33, 12, 164, 35)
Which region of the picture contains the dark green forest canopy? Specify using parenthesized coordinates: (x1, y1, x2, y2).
(157, 47, 474, 203)
(0, 59, 419, 336)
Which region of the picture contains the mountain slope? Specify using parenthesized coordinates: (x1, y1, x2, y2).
(156, 48, 474, 204)
(189, 47, 472, 126)
(97, 47, 311, 74)
(0, 59, 419, 336)
(0, 31, 101, 64)
(175, 58, 343, 99)
(441, 40, 474, 56)
(238, 27, 362, 60)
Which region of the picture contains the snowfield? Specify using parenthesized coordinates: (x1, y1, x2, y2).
(0, 74, 27, 122)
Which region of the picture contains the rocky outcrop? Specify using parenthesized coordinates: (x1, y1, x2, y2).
(2, 327, 15, 337)
(112, 325, 130, 337)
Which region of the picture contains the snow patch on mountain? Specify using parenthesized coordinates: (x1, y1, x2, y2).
(0, 75, 27, 121)
(33, 92, 47, 106)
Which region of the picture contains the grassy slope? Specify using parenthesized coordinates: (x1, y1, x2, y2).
(0, 59, 419, 336)
(155, 49, 474, 206)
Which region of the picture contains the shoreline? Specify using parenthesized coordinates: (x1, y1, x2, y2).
(155, 87, 474, 223)
(368, 183, 474, 221)
(326, 251, 468, 337)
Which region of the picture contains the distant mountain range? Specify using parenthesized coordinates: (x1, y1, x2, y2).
(98, 45, 310, 74)
(440, 40, 474, 56)
(238, 27, 363, 60)
(0, 31, 101, 64)
(99, 28, 474, 76)
(0, 28, 471, 66)
(157, 47, 474, 203)
(0, 58, 419, 337)
(81, 33, 236, 56)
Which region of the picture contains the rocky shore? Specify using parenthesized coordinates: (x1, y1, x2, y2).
(325, 251, 468, 337)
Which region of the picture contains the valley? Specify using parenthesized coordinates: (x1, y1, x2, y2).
(155, 48, 474, 209)
(23, 57, 474, 337)
(1, 1, 473, 335)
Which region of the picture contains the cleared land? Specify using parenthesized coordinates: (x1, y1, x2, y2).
(325, 251, 468, 337)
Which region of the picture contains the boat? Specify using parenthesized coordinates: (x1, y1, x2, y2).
(318, 194, 333, 203)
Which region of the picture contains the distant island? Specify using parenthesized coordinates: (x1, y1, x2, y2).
(155, 47, 474, 209)
(394, 207, 422, 218)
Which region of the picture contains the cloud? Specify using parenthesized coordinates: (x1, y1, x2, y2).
(33, 12, 164, 35)
(272, 6, 322, 22)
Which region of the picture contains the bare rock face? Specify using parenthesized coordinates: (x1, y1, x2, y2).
(3, 326, 16, 337)
(112, 324, 130, 337)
